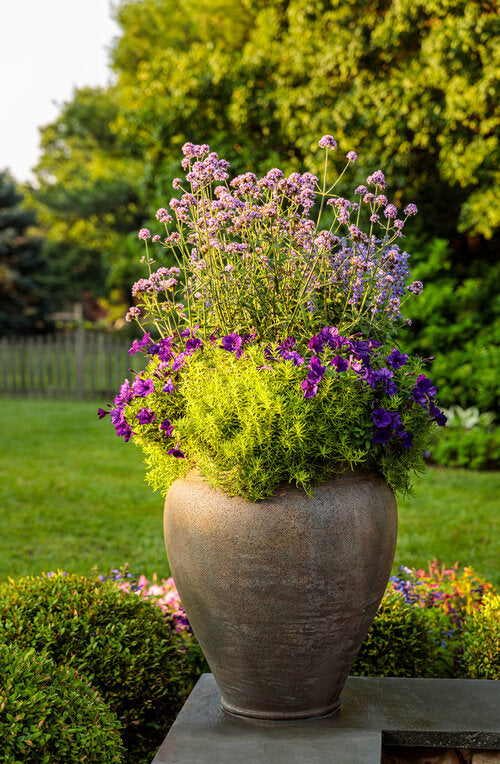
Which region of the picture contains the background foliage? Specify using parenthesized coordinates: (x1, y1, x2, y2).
(22, 0, 498, 416)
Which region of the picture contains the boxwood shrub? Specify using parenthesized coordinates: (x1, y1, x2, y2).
(0, 573, 192, 764)
(352, 592, 453, 678)
(0, 643, 124, 763)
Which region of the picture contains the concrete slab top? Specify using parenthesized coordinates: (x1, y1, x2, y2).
(153, 674, 500, 763)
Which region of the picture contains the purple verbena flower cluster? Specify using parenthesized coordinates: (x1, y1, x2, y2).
(126, 138, 422, 344)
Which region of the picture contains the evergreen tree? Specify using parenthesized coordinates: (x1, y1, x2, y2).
(0, 171, 52, 335)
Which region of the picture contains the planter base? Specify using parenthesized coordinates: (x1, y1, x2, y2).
(152, 674, 500, 764)
(220, 696, 341, 721)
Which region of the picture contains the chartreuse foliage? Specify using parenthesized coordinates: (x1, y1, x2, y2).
(0, 644, 124, 763)
(0, 573, 189, 764)
(462, 593, 500, 680)
(124, 342, 435, 502)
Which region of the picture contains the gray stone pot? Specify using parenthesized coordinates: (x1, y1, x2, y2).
(164, 469, 397, 720)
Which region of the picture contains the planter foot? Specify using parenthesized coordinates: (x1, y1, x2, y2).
(220, 697, 341, 721)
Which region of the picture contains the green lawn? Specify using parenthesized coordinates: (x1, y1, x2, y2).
(1, 398, 499, 586)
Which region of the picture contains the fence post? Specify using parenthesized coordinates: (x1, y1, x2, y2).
(75, 328, 85, 400)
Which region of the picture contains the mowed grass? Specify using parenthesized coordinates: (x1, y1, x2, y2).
(1, 398, 499, 586)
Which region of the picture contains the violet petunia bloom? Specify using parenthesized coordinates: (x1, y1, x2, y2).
(171, 353, 188, 371)
(221, 332, 243, 357)
(110, 408, 133, 441)
(386, 347, 408, 369)
(372, 409, 392, 428)
(371, 427, 392, 444)
(160, 419, 174, 436)
(167, 446, 185, 459)
(309, 356, 326, 382)
(429, 402, 447, 427)
(128, 339, 142, 356)
(301, 378, 319, 398)
(308, 335, 324, 354)
(132, 377, 155, 397)
(399, 431, 414, 449)
(277, 336, 296, 352)
(162, 378, 175, 394)
(185, 337, 203, 354)
(136, 408, 155, 424)
(331, 356, 348, 373)
(114, 379, 134, 406)
(97, 408, 110, 419)
(280, 350, 305, 366)
(411, 374, 437, 406)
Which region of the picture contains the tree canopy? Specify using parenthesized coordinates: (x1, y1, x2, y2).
(27, 0, 499, 407)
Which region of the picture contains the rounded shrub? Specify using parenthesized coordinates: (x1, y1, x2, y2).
(461, 593, 500, 679)
(0, 573, 191, 763)
(352, 592, 453, 678)
(0, 643, 124, 763)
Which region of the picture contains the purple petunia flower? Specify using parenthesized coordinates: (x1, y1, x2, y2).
(429, 402, 447, 427)
(308, 335, 324, 354)
(371, 427, 392, 444)
(162, 378, 176, 394)
(373, 409, 392, 428)
(97, 408, 109, 419)
(386, 347, 408, 369)
(136, 408, 155, 424)
(411, 374, 437, 405)
(281, 350, 305, 366)
(221, 332, 243, 357)
(185, 337, 203, 354)
(132, 377, 155, 397)
(399, 431, 414, 449)
(309, 356, 326, 383)
(110, 408, 134, 441)
(301, 378, 319, 398)
(160, 419, 174, 436)
(167, 446, 185, 459)
(331, 356, 349, 373)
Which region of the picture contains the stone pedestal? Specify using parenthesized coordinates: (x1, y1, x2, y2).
(153, 674, 500, 764)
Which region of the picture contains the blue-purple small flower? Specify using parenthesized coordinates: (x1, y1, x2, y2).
(386, 347, 408, 369)
(373, 409, 392, 428)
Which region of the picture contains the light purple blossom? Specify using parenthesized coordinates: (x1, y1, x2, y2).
(138, 228, 151, 240)
(319, 135, 337, 150)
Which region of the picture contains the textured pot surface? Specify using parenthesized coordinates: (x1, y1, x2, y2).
(164, 470, 397, 720)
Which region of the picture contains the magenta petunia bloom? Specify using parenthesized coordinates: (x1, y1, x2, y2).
(167, 446, 185, 459)
(132, 377, 154, 397)
(136, 408, 155, 424)
(162, 378, 176, 394)
(160, 419, 174, 436)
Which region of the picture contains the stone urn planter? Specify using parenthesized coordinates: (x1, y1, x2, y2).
(164, 468, 397, 720)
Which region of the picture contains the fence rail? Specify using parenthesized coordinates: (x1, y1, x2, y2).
(0, 332, 133, 400)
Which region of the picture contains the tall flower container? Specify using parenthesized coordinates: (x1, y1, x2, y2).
(101, 137, 446, 718)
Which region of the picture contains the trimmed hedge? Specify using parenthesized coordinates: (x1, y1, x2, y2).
(352, 592, 453, 678)
(0, 643, 124, 763)
(0, 573, 191, 764)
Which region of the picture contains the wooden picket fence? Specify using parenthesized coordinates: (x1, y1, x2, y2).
(0, 332, 133, 400)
